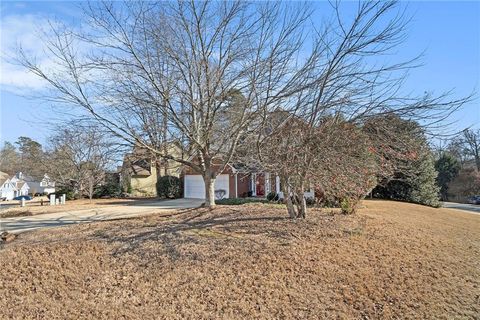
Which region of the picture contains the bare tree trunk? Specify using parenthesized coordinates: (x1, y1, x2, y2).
(281, 176, 297, 218)
(204, 168, 216, 209)
(88, 177, 94, 201)
(286, 195, 297, 219)
(298, 190, 307, 219)
(162, 111, 169, 176)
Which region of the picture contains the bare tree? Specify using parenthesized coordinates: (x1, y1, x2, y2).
(17, 1, 323, 207)
(461, 129, 480, 170)
(16, 1, 470, 211)
(446, 129, 480, 170)
(46, 125, 119, 200)
(0, 142, 21, 175)
(446, 137, 469, 166)
(246, 1, 470, 217)
(247, 114, 378, 217)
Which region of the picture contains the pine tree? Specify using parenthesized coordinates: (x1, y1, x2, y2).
(409, 153, 440, 207)
(435, 153, 460, 201)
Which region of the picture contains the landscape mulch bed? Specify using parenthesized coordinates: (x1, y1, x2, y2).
(0, 200, 478, 319)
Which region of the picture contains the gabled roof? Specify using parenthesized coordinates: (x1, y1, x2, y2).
(0, 177, 16, 190)
(0, 177, 9, 188)
(131, 164, 152, 176)
(17, 181, 29, 190)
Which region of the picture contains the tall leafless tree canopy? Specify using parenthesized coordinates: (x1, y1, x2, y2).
(17, 0, 470, 209)
(459, 129, 480, 171)
(46, 125, 120, 199)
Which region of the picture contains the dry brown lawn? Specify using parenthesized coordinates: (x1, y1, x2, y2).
(0, 200, 479, 319)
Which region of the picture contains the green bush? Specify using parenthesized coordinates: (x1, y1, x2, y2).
(372, 154, 440, 207)
(157, 176, 182, 199)
(216, 198, 271, 205)
(266, 191, 279, 201)
(93, 183, 121, 198)
(51, 187, 75, 200)
(305, 197, 316, 206)
(340, 198, 359, 214)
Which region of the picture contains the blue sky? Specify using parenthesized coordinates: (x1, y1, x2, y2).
(0, 1, 479, 146)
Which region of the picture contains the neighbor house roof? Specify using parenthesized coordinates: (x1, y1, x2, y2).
(17, 181, 28, 189)
(122, 147, 154, 177)
(0, 178, 9, 188)
(0, 176, 16, 190)
(130, 164, 152, 176)
(0, 171, 11, 188)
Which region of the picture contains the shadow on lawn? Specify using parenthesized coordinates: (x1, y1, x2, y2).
(89, 207, 303, 260)
(91, 198, 161, 206)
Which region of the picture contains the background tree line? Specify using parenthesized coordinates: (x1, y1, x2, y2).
(434, 129, 480, 202)
(0, 125, 121, 199)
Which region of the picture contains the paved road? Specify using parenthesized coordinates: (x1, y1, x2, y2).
(0, 198, 204, 234)
(442, 202, 480, 215)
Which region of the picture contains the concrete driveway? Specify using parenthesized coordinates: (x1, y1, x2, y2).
(0, 198, 204, 234)
(442, 202, 480, 215)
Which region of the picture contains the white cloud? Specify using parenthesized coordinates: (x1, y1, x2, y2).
(0, 14, 56, 94)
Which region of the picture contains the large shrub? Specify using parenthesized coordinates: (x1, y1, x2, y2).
(157, 176, 182, 199)
(372, 155, 440, 207)
(373, 180, 411, 201)
(266, 191, 279, 201)
(366, 116, 440, 207)
(51, 186, 76, 200)
(409, 154, 440, 207)
(93, 182, 121, 198)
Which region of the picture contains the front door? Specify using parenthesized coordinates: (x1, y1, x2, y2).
(256, 174, 265, 197)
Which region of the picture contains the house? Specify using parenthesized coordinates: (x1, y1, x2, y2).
(9, 174, 30, 197)
(16, 172, 55, 195)
(12, 180, 30, 197)
(182, 163, 314, 200)
(120, 144, 182, 197)
(0, 171, 30, 200)
(182, 110, 315, 200)
(0, 172, 56, 200)
(38, 174, 56, 194)
(0, 171, 16, 200)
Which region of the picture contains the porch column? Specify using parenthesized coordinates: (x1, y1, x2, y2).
(234, 173, 238, 198)
(265, 173, 271, 194)
(275, 175, 280, 193)
(252, 173, 257, 196)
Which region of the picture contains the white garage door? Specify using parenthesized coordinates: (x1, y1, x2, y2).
(184, 174, 229, 199)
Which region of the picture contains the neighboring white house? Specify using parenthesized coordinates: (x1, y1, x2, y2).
(16, 181, 30, 196)
(16, 172, 56, 195)
(9, 175, 30, 197)
(0, 171, 16, 200)
(0, 172, 56, 200)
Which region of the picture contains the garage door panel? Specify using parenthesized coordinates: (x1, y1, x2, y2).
(184, 175, 229, 199)
(213, 175, 229, 199)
